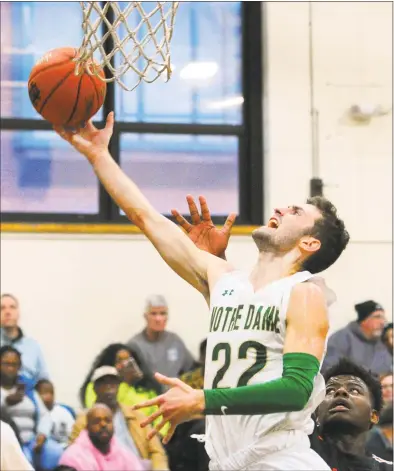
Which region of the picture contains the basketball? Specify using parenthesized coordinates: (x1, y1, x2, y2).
(28, 47, 106, 128)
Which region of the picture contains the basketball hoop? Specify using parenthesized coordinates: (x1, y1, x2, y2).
(75, 2, 179, 91)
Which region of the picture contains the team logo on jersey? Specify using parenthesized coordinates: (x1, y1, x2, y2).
(222, 289, 234, 296)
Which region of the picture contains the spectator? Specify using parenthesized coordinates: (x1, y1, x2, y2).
(379, 372, 393, 408)
(36, 379, 76, 448)
(1, 421, 34, 471)
(79, 342, 165, 432)
(382, 323, 393, 356)
(180, 339, 207, 390)
(366, 404, 393, 463)
(71, 366, 168, 470)
(0, 345, 63, 470)
(310, 358, 392, 471)
(1, 293, 49, 386)
(322, 300, 392, 375)
(167, 339, 209, 471)
(59, 404, 144, 471)
(127, 295, 195, 379)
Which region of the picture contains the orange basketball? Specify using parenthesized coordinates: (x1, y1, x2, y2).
(28, 47, 106, 128)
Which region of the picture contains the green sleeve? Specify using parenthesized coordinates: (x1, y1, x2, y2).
(204, 352, 320, 415)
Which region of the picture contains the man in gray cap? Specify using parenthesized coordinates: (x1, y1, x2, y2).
(322, 300, 392, 375)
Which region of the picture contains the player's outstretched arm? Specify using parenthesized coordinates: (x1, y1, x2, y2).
(54, 113, 229, 295)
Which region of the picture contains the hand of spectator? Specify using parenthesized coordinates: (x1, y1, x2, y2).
(171, 195, 236, 259)
(133, 373, 205, 445)
(6, 384, 25, 407)
(119, 358, 143, 384)
(33, 434, 47, 453)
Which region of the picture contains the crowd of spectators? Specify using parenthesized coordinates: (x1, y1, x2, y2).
(0, 292, 392, 471)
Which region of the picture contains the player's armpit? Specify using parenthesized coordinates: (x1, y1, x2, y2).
(283, 281, 329, 362)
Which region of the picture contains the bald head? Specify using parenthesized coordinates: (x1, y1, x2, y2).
(87, 403, 114, 449)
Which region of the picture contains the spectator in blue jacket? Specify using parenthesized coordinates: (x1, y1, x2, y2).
(1, 294, 49, 385)
(322, 300, 392, 376)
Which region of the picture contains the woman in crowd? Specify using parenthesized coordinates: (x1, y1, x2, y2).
(0, 345, 63, 470)
(80, 343, 162, 411)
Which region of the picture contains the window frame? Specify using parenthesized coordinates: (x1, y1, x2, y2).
(0, 2, 263, 226)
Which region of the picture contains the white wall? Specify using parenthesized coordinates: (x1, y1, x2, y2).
(1, 2, 392, 407)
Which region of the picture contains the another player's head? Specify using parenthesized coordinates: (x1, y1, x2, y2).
(317, 358, 382, 435)
(36, 379, 55, 411)
(144, 294, 168, 333)
(0, 293, 20, 329)
(252, 196, 349, 273)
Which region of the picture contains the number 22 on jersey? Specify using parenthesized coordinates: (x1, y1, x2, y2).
(209, 340, 268, 389)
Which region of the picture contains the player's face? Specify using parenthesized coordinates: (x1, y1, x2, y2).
(87, 406, 114, 445)
(317, 374, 377, 433)
(252, 204, 322, 253)
(0, 296, 20, 328)
(146, 305, 168, 332)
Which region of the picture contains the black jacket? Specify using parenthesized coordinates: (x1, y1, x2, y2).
(310, 426, 393, 471)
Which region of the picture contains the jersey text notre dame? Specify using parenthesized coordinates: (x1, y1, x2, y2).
(209, 304, 280, 334)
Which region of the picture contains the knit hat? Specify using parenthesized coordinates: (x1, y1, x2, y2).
(355, 300, 384, 323)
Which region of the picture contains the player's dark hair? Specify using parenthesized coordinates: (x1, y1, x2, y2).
(0, 345, 21, 362)
(79, 343, 162, 406)
(301, 197, 349, 274)
(323, 358, 383, 413)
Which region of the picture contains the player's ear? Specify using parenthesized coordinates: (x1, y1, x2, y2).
(299, 236, 321, 255)
(370, 409, 379, 426)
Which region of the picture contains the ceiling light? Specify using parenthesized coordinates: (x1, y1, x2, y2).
(179, 62, 218, 81)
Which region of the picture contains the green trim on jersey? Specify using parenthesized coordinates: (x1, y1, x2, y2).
(204, 352, 320, 415)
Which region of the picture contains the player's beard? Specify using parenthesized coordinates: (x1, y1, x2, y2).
(252, 228, 300, 254)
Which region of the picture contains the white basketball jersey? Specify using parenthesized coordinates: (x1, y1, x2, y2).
(204, 270, 328, 464)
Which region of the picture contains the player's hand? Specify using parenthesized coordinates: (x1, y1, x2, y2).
(172, 195, 236, 259)
(132, 373, 205, 445)
(53, 111, 114, 163)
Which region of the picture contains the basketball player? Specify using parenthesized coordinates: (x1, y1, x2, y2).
(312, 358, 393, 471)
(55, 113, 349, 470)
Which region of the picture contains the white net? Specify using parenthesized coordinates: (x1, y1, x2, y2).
(75, 1, 179, 91)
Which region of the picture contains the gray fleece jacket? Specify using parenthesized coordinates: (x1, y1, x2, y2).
(322, 321, 392, 375)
